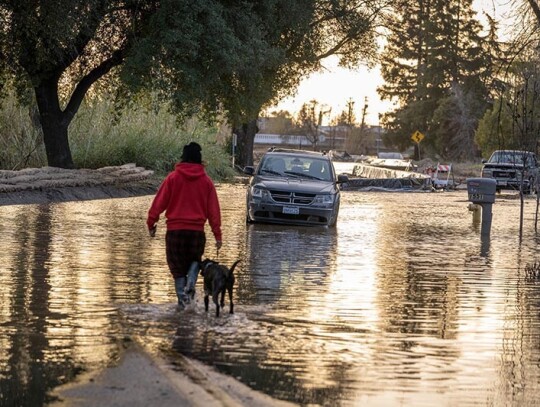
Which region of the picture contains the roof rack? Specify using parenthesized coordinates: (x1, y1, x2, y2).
(266, 148, 327, 156)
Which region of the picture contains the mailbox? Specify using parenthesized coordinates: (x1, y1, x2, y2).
(466, 177, 496, 236)
(467, 178, 496, 204)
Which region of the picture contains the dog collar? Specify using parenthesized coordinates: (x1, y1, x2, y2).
(203, 262, 214, 272)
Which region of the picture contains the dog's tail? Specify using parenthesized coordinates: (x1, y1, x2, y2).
(229, 259, 241, 274)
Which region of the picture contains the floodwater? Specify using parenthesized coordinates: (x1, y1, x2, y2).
(2, 183, 540, 406)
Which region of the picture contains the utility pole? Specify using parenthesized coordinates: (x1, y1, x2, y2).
(346, 98, 355, 125)
(314, 105, 332, 151)
(360, 97, 368, 154)
(360, 97, 368, 131)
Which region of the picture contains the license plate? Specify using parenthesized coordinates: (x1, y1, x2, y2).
(282, 206, 300, 215)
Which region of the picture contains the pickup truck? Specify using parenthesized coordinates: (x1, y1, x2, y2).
(481, 150, 539, 194)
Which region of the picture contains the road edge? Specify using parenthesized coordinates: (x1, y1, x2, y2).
(48, 338, 296, 407)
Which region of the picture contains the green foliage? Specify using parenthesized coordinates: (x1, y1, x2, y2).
(381, 100, 434, 152)
(475, 57, 540, 158)
(0, 0, 384, 169)
(378, 0, 500, 160)
(121, 0, 246, 119)
(136, 0, 383, 167)
(431, 83, 485, 158)
(68, 97, 235, 179)
(474, 102, 514, 158)
(0, 89, 46, 170)
(123, 0, 316, 125)
(0, 89, 235, 179)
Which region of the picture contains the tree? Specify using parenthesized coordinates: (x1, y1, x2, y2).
(264, 110, 295, 135)
(295, 100, 332, 150)
(475, 103, 513, 157)
(126, 0, 384, 167)
(333, 98, 357, 151)
(378, 0, 501, 160)
(335, 98, 357, 127)
(0, 1, 274, 168)
(0, 1, 385, 169)
(474, 1, 540, 237)
(473, 58, 539, 158)
(215, 0, 385, 167)
(2, 1, 145, 167)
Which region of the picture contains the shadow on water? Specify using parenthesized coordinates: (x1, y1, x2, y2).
(2, 186, 540, 405)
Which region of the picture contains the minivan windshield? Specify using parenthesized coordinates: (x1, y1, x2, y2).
(258, 155, 333, 181)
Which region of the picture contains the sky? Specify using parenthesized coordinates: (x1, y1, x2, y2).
(271, 0, 511, 126)
(272, 58, 393, 126)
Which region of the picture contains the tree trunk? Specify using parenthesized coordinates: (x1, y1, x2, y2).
(34, 80, 74, 169)
(233, 119, 258, 168)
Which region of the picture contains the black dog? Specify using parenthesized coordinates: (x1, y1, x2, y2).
(200, 259, 240, 317)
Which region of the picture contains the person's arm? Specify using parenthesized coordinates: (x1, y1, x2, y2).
(207, 183, 222, 247)
(147, 178, 171, 235)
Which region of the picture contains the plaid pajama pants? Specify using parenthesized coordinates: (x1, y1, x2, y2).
(165, 230, 206, 279)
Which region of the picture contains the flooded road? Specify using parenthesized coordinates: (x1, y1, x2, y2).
(2, 184, 540, 406)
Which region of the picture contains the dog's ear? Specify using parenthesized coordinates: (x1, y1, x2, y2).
(200, 259, 213, 268)
(200, 259, 214, 276)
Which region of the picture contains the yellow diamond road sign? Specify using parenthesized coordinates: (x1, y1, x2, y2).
(411, 130, 425, 143)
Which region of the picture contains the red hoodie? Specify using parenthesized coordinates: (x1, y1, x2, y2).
(147, 163, 222, 241)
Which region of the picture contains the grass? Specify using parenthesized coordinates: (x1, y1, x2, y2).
(0, 91, 235, 180)
(0, 90, 46, 170)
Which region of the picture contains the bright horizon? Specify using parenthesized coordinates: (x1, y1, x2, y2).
(270, 58, 393, 126)
(271, 0, 511, 127)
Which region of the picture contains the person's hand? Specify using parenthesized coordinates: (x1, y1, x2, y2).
(149, 225, 157, 237)
(216, 240, 222, 250)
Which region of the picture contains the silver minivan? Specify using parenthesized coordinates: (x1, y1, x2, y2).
(243, 148, 348, 227)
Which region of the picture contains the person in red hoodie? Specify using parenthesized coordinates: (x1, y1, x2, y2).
(147, 142, 222, 308)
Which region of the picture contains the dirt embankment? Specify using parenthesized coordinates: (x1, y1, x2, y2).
(0, 164, 160, 206)
(0, 160, 483, 206)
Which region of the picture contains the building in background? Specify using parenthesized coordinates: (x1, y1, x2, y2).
(256, 117, 386, 155)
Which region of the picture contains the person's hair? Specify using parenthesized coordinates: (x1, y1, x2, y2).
(181, 142, 202, 164)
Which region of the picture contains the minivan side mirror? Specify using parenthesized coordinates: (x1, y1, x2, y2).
(481, 159, 487, 164)
(337, 174, 349, 184)
(243, 166, 255, 176)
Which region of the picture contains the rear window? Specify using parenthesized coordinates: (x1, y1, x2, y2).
(488, 151, 534, 165)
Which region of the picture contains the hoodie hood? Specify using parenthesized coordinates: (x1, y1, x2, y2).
(175, 162, 206, 180)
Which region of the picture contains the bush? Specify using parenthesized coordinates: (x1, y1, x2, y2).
(0, 91, 235, 180)
(0, 89, 47, 169)
(69, 97, 235, 179)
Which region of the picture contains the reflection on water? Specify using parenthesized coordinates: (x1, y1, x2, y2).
(0, 199, 171, 406)
(1, 185, 540, 405)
